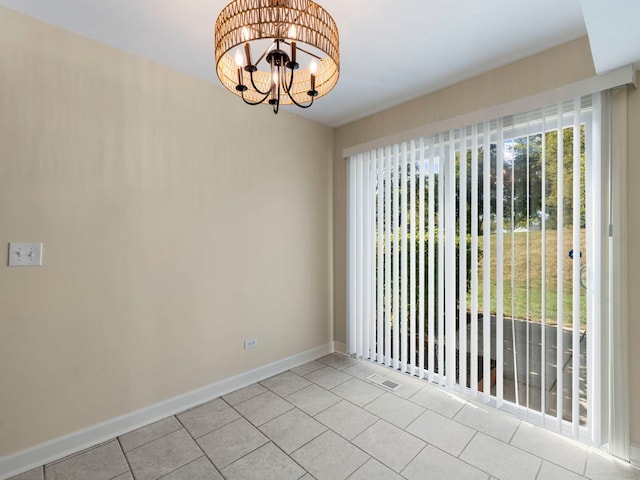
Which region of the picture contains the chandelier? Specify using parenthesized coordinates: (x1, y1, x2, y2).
(214, 0, 340, 114)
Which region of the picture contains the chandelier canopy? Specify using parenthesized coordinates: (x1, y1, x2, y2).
(214, 0, 340, 114)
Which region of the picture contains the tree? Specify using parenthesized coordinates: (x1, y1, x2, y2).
(543, 125, 586, 229)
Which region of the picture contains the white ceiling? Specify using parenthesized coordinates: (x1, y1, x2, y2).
(581, 0, 640, 74)
(0, 0, 635, 127)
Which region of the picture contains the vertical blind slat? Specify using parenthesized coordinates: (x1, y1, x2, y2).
(572, 97, 582, 437)
(510, 132, 520, 407)
(525, 120, 531, 414)
(459, 127, 468, 392)
(401, 142, 409, 372)
(428, 136, 436, 383)
(496, 119, 504, 405)
(376, 150, 384, 363)
(384, 146, 392, 366)
(363, 152, 371, 359)
(437, 133, 445, 382)
(482, 121, 491, 401)
(541, 109, 548, 426)
(556, 101, 565, 432)
(445, 130, 457, 389)
(347, 155, 357, 354)
(418, 138, 426, 379)
(356, 155, 364, 358)
(470, 124, 479, 396)
(393, 144, 400, 370)
(410, 140, 417, 373)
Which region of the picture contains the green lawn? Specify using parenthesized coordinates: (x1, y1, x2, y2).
(472, 228, 587, 329)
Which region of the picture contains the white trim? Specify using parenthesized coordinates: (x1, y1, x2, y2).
(631, 443, 640, 468)
(0, 343, 334, 480)
(333, 341, 347, 354)
(342, 65, 636, 158)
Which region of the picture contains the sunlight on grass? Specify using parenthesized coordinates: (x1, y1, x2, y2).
(471, 228, 587, 329)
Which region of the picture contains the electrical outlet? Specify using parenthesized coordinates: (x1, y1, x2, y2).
(244, 339, 257, 349)
(8, 242, 43, 266)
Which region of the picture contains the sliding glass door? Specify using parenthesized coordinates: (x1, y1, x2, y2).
(347, 94, 601, 442)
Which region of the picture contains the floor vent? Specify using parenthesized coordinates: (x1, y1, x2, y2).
(367, 374, 400, 391)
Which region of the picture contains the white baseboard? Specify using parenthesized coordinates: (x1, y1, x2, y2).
(333, 341, 347, 354)
(631, 443, 640, 467)
(0, 343, 334, 480)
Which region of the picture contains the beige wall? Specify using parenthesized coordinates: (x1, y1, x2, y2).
(0, 7, 333, 457)
(333, 36, 640, 445)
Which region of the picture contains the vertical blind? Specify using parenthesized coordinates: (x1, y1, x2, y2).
(347, 94, 601, 441)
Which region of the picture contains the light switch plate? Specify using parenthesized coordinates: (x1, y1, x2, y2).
(8, 242, 43, 266)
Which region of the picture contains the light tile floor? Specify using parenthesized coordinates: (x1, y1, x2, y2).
(10, 353, 640, 480)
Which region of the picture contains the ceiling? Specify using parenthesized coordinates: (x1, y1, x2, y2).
(0, 0, 636, 127)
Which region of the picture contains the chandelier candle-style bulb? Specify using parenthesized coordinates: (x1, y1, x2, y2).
(234, 49, 243, 68)
(289, 25, 298, 67)
(244, 43, 253, 70)
(309, 60, 317, 96)
(214, 0, 340, 114)
(234, 50, 243, 84)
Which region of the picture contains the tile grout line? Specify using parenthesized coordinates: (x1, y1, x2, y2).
(508, 421, 521, 444)
(43, 438, 116, 468)
(173, 412, 228, 480)
(509, 424, 593, 476)
(232, 390, 296, 429)
(154, 456, 215, 480)
(119, 421, 182, 456)
(397, 443, 428, 478)
(481, 431, 558, 475)
(313, 400, 381, 443)
(284, 422, 329, 457)
(115, 437, 136, 480)
(536, 457, 591, 478)
(285, 385, 341, 418)
(259, 370, 315, 398)
(254, 432, 313, 479)
(223, 385, 269, 407)
(307, 421, 379, 475)
(348, 418, 418, 476)
(579, 446, 588, 477)
(426, 441, 494, 480)
(221, 391, 313, 477)
(106, 470, 132, 480)
(533, 458, 544, 479)
(304, 375, 352, 391)
(456, 428, 480, 460)
(124, 426, 211, 480)
(459, 431, 544, 480)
